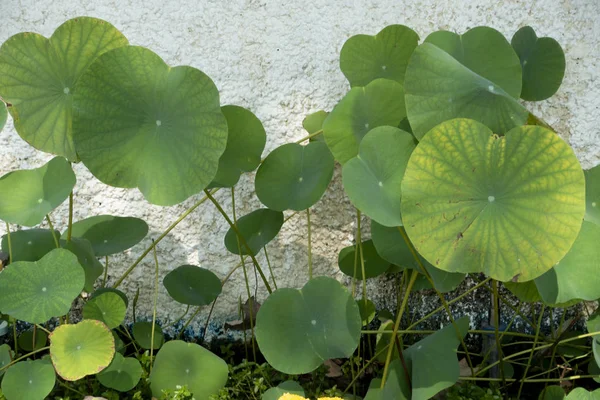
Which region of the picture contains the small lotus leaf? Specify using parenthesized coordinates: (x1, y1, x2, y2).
(0, 344, 12, 378)
(149, 340, 228, 399)
(92, 288, 129, 307)
(338, 240, 391, 279)
(49, 319, 115, 381)
(538, 386, 566, 400)
(370, 222, 465, 293)
(255, 142, 334, 211)
(401, 119, 585, 282)
(0, 157, 75, 226)
(566, 388, 600, 400)
(61, 237, 103, 292)
(1, 229, 60, 262)
(343, 126, 415, 227)
(73, 45, 228, 206)
(0, 248, 84, 323)
(0, 17, 128, 160)
(209, 105, 266, 188)
(83, 292, 127, 329)
(97, 353, 142, 392)
(584, 164, 600, 226)
(1, 360, 56, 400)
(357, 299, 376, 326)
(163, 265, 222, 306)
(323, 78, 406, 164)
(504, 280, 542, 303)
(65, 215, 148, 256)
(512, 26, 565, 101)
(224, 208, 283, 256)
(255, 276, 361, 374)
(132, 321, 163, 350)
(302, 110, 328, 142)
(262, 380, 305, 400)
(340, 25, 419, 87)
(18, 329, 48, 352)
(405, 36, 527, 139)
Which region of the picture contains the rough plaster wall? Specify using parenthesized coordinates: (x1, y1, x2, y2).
(0, 0, 598, 339)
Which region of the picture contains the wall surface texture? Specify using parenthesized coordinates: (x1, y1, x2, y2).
(0, 0, 599, 339)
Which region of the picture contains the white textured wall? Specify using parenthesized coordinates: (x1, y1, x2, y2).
(0, 0, 598, 338)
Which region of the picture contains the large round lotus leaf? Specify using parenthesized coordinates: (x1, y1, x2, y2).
(401, 119, 585, 282)
(323, 78, 406, 164)
(255, 276, 361, 374)
(566, 388, 600, 400)
(256, 142, 334, 211)
(340, 25, 419, 87)
(0, 248, 84, 323)
(61, 237, 103, 292)
(262, 380, 305, 400)
(533, 221, 600, 305)
(511, 26, 565, 101)
(0, 157, 75, 226)
(1, 360, 56, 400)
(343, 127, 415, 227)
(18, 329, 48, 352)
(584, 164, 600, 226)
(0, 344, 13, 378)
(149, 340, 228, 399)
(72, 46, 228, 206)
(97, 352, 142, 392)
(83, 292, 126, 329)
(50, 319, 115, 381)
(338, 240, 391, 279)
(0, 102, 6, 132)
(163, 265, 222, 306)
(92, 288, 129, 307)
(64, 215, 148, 256)
(0, 18, 128, 161)
(405, 43, 528, 140)
(370, 222, 465, 293)
(209, 105, 266, 188)
(1, 229, 60, 262)
(132, 321, 164, 350)
(224, 208, 283, 255)
(303, 110, 328, 143)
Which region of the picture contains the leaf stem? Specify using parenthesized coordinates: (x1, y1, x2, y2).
(67, 191, 73, 243)
(45, 215, 60, 248)
(306, 208, 313, 280)
(150, 240, 159, 373)
(517, 303, 546, 397)
(4, 222, 12, 265)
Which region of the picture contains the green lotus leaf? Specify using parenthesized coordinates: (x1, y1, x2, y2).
(149, 340, 228, 399)
(343, 126, 415, 227)
(340, 25, 419, 87)
(363, 378, 385, 400)
(262, 380, 305, 400)
(512, 26, 565, 101)
(539, 386, 566, 400)
(92, 288, 129, 307)
(224, 208, 283, 256)
(533, 222, 600, 305)
(61, 237, 103, 292)
(302, 110, 328, 142)
(83, 292, 126, 329)
(18, 329, 48, 352)
(64, 215, 148, 256)
(0, 101, 6, 132)
(589, 360, 600, 384)
(0, 360, 56, 400)
(0, 157, 75, 226)
(97, 353, 142, 392)
(370, 222, 465, 293)
(113, 331, 126, 354)
(50, 319, 114, 381)
(132, 321, 163, 350)
(405, 41, 527, 140)
(1, 229, 60, 262)
(584, 164, 600, 226)
(255, 142, 334, 211)
(0, 248, 84, 323)
(0, 18, 128, 160)
(401, 119, 585, 282)
(72, 45, 228, 206)
(504, 280, 542, 303)
(0, 344, 13, 378)
(163, 265, 222, 306)
(566, 388, 600, 400)
(338, 240, 391, 279)
(255, 276, 361, 374)
(209, 105, 266, 188)
(357, 298, 376, 326)
(323, 78, 406, 164)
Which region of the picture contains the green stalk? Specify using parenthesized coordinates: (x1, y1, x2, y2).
(491, 280, 507, 385)
(306, 208, 313, 280)
(0, 347, 50, 373)
(102, 256, 109, 287)
(45, 215, 60, 248)
(4, 222, 12, 265)
(67, 191, 73, 243)
(149, 241, 159, 373)
(263, 246, 277, 290)
(517, 304, 546, 398)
